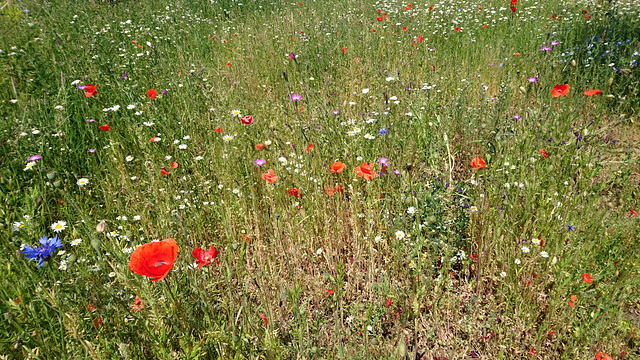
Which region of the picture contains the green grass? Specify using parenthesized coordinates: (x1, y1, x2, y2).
(0, 0, 639, 358)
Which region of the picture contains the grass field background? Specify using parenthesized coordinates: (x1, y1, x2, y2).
(1, 0, 639, 358)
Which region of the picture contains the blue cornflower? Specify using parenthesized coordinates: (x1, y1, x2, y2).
(22, 235, 63, 268)
(567, 225, 575, 231)
(378, 128, 388, 135)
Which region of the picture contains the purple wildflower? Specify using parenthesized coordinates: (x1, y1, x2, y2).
(290, 94, 302, 101)
(527, 77, 537, 83)
(513, 114, 521, 120)
(88, 149, 96, 153)
(254, 159, 266, 166)
(378, 157, 388, 166)
(28, 155, 42, 161)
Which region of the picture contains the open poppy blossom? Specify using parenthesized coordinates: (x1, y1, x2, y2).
(147, 89, 157, 99)
(551, 84, 570, 97)
(470, 157, 487, 170)
(129, 238, 179, 281)
(539, 149, 549, 158)
(132, 296, 145, 312)
(241, 115, 253, 124)
(85, 84, 97, 98)
(582, 273, 594, 284)
(98, 124, 110, 131)
(584, 89, 602, 96)
(255, 143, 264, 150)
(596, 353, 612, 360)
(330, 161, 345, 173)
(262, 169, 278, 184)
(192, 245, 220, 269)
(214, 127, 224, 133)
(341, 47, 347, 53)
(161, 168, 170, 175)
(287, 188, 301, 197)
(510, 6, 516, 13)
(355, 162, 376, 180)
(170, 162, 179, 169)
(303, 144, 314, 153)
(326, 185, 343, 195)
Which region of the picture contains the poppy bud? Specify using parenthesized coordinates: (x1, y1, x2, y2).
(571, 60, 577, 66)
(67, 254, 77, 264)
(608, 77, 614, 86)
(91, 238, 101, 252)
(53, 180, 62, 188)
(519, 86, 527, 94)
(96, 221, 106, 232)
(47, 171, 57, 180)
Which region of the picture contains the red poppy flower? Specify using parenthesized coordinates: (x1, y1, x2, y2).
(418, 35, 423, 42)
(85, 84, 97, 98)
(510, 0, 518, 5)
(192, 245, 220, 269)
(470, 157, 487, 170)
(214, 127, 223, 133)
(631, 209, 638, 217)
(226, 62, 231, 66)
(262, 169, 278, 184)
(147, 89, 157, 99)
(341, 47, 347, 53)
(98, 124, 110, 131)
(455, 27, 461, 31)
(304, 143, 314, 153)
(584, 89, 602, 96)
(582, 273, 593, 284)
(326, 185, 344, 195)
(255, 143, 264, 150)
(402, 27, 407, 31)
(596, 353, 612, 360)
(539, 149, 549, 158)
(483, 24, 488, 28)
(327, 289, 334, 295)
(510, 6, 516, 13)
(571, 295, 577, 302)
(241, 115, 253, 124)
(161, 168, 170, 175)
(386, 297, 393, 306)
(355, 162, 375, 180)
(377, 16, 383, 21)
(128, 238, 179, 281)
(259, 314, 268, 327)
(150, 137, 161, 142)
(287, 188, 301, 197)
(551, 84, 570, 97)
(170, 162, 178, 169)
(330, 161, 345, 173)
(132, 296, 145, 312)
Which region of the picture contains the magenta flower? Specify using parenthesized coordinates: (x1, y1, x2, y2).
(378, 157, 388, 166)
(290, 94, 302, 101)
(393, 170, 400, 175)
(513, 114, 521, 120)
(86, 119, 95, 122)
(527, 77, 537, 83)
(28, 155, 42, 161)
(332, 110, 339, 115)
(88, 149, 96, 153)
(550, 40, 560, 46)
(254, 159, 266, 166)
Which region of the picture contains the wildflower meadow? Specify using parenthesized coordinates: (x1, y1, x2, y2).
(1, 0, 639, 358)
